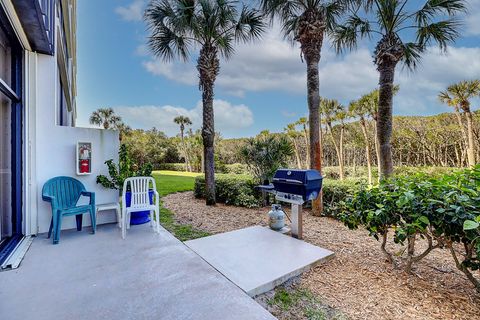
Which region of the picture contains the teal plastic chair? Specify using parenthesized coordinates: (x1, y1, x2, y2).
(42, 176, 96, 244)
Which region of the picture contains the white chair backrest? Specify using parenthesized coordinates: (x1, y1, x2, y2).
(122, 177, 156, 209)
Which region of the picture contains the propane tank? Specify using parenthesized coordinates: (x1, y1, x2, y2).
(268, 204, 285, 231)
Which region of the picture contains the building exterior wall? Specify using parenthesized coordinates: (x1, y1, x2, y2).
(1, 0, 120, 236)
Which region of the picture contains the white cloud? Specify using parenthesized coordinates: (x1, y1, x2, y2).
(140, 24, 378, 99)
(395, 46, 480, 114)
(115, 0, 145, 22)
(113, 99, 254, 136)
(466, 0, 480, 36)
(140, 21, 480, 116)
(142, 59, 197, 85)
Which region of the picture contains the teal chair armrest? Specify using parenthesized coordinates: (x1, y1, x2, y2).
(81, 191, 95, 205)
(42, 195, 58, 208)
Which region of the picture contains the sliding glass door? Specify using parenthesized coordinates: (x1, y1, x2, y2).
(0, 7, 23, 262)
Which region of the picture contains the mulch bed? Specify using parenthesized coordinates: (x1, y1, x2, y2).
(163, 191, 480, 320)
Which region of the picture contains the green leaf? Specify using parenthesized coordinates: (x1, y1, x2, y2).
(418, 216, 430, 225)
(463, 220, 479, 231)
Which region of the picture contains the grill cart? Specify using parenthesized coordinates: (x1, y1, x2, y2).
(258, 169, 323, 239)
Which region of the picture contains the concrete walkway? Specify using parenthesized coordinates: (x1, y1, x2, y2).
(0, 224, 276, 320)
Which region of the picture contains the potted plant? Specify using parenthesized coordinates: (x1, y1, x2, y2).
(96, 144, 154, 224)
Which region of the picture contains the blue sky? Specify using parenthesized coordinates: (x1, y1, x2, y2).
(76, 0, 480, 138)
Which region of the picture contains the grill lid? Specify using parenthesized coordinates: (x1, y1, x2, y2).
(273, 169, 322, 185)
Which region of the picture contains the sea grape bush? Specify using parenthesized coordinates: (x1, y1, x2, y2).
(339, 165, 480, 291)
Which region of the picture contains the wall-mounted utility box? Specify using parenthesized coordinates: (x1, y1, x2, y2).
(76, 142, 92, 175)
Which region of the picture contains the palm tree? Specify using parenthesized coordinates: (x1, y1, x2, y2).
(359, 87, 399, 176)
(89, 108, 122, 130)
(295, 117, 310, 168)
(285, 123, 303, 168)
(320, 98, 347, 180)
(333, 0, 466, 178)
(174, 116, 193, 172)
(145, 0, 265, 205)
(116, 122, 132, 142)
(439, 89, 468, 166)
(261, 0, 357, 214)
(349, 95, 373, 184)
(439, 80, 480, 167)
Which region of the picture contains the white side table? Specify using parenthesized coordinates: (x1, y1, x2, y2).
(96, 203, 121, 228)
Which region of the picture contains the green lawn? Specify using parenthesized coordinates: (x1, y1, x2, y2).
(152, 170, 209, 241)
(153, 170, 201, 197)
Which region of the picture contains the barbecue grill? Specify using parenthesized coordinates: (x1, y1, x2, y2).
(258, 169, 323, 239)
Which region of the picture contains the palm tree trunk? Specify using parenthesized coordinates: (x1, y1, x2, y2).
(303, 125, 310, 168)
(377, 62, 396, 178)
(465, 111, 476, 166)
(180, 129, 189, 172)
(202, 93, 216, 205)
(305, 53, 323, 216)
(327, 123, 343, 179)
(339, 125, 345, 180)
(292, 138, 302, 169)
(360, 118, 373, 185)
(373, 120, 381, 177)
(198, 45, 219, 205)
(454, 107, 468, 148)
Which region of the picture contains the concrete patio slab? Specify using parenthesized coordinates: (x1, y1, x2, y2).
(0, 224, 276, 320)
(185, 226, 334, 297)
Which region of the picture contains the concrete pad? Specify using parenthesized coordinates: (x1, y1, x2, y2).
(185, 226, 334, 297)
(0, 224, 275, 320)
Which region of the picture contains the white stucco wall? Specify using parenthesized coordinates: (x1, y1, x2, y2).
(35, 127, 119, 233)
(31, 53, 120, 234)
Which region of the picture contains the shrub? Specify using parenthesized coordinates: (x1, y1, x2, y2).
(96, 144, 153, 192)
(393, 166, 458, 177)
(158, 163, 186, 171)
(322, 166, 371, 180)
(321, 166, 458, 180)
(194, 174, 261, 208)
(223, 163, 249, 175)
(322, 179, 363, 215)
(338, 165, 480, 291)
(239, 133, 293, 183)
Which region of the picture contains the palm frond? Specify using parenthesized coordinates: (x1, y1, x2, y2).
(332, 14, 371, 53)
(416, 19, 461, 51)
(234, 6, 266, 43)
(145, 0, 192, 61)
(402, 41, 424, 69)
(415, 0, 467, 25)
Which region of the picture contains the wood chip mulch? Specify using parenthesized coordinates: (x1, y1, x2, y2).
(163, 191, 480, 320)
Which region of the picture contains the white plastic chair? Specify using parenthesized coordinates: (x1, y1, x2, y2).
(121, 177, 160, 239)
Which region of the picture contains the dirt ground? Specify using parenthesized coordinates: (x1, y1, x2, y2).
(163, 192, 480, 320)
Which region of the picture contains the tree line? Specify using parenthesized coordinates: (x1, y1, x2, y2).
(140, 0, 468, 213)
(90, 0, 470, 213)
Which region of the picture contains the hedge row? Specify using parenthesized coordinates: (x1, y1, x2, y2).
(194, 174, 261, 208)
(321, 166, 458, 180)
(158, 162, 249, 174)
(157, 163, 186, 171)
(194, 173, 362, 210)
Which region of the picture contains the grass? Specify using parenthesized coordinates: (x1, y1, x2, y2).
(153, 170, 202, 197)
(152, 170, 210, 241)
(267, 287, 346, 320)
